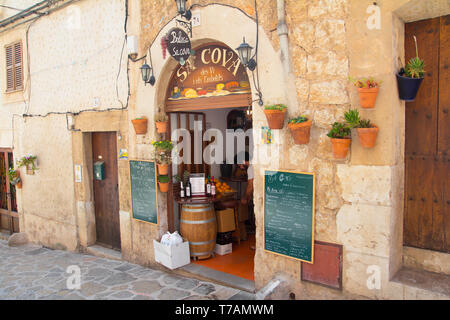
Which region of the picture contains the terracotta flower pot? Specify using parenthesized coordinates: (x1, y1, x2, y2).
(131, 119, 148, 135)
(264, 109, 286, 130)
(15, 172, 22, 189)
(330, 138, 351, 159)
(158, 182, 169, 193)
(26, 164, 35, 175)
(156, 121, 168, 134)
(356, 125, 379, 148)
(288, 120, 312, 145)
(357, 87, 379, 109)
(158, 164, 169, 175)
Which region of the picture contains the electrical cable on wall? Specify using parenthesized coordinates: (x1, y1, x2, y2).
(7, 1, 266, 141)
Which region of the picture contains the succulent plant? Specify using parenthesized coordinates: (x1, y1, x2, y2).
(327, 122, 351, 139)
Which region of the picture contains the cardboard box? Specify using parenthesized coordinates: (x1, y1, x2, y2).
(238, 204, 249, 222)
(153, 240, 190, 270)
(216, 208, 236, 232)
(214, 243, 232, 256)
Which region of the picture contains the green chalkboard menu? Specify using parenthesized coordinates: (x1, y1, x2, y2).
(264, 170, 315, 263)
(129, 160, 158, 225)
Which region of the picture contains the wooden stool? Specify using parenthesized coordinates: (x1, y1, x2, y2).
(215, 199, 241, 245)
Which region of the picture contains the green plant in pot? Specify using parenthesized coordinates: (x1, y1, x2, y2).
(154, 151, 171, 175)
(264, 104, 287, 129)
(327, 122, 351, 159)
(349, 77, 381, 109)
(7, 168, 22, 188)
(157, 175, 170, 193)
(17, 155, 38, 175)
(288, 116, 312, 145)
(131, 116, 148, 135)
(396, 36, 425, 101)
(155, 112, 169, 134)
(345, 109, 379, 149)
(152, 140, 173, 152)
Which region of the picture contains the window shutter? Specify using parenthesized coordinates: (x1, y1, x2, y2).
(5, 41, 23, 92)
(5, 45, 14, 91)
(14, 42, 23, 90)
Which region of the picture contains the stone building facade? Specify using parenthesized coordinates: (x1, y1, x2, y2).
(0, 0, 449, 300)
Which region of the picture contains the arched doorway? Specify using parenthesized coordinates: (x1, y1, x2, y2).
(164, 42, 256, 283)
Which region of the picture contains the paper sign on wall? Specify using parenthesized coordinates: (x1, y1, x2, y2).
(74, 165, 82, 183)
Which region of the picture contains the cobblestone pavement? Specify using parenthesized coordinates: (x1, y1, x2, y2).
(0, 240, 254, 300)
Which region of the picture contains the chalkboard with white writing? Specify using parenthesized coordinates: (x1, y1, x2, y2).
(264, 170, 315, 263)
(129, 160, 158, 225)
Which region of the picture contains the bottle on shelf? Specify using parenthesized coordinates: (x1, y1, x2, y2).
(186, 179, 192, 198)
(211, 176, 216, 197)
(180, 181, 185, 198)
(206, 175, 211, 196)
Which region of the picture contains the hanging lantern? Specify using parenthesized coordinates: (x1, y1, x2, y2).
(140, 63, 151, 83)
(236, 37, 257, 71)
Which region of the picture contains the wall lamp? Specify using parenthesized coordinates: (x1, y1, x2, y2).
(140, 63, 155, 86)
(175, 0, 192, 37)
(236, 37, 257, 71)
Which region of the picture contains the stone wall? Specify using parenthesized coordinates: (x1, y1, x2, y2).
(131, 0, 450, 300)
(0, 0, 128, 250)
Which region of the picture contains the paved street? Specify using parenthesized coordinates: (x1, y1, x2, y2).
(0, 240, 252, 300)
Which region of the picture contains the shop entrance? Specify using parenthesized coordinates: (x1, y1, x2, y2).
(165, 42, 256, 282)
(404, 15, 449, 253)
(0, 149, 19, 234)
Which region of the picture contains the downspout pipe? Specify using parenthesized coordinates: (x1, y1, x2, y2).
(277, 0, 290, 74)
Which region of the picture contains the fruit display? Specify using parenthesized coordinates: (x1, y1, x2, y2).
(215, 180, 235, 195)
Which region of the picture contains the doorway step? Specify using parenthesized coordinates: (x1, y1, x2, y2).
(177, 263, 255, 293)
(392, 267, 450, 299)
(86, 245, 122, 261)
(0, 230, 9, 241)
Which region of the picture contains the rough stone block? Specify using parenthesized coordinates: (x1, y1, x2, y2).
(337, 204, 390, 257)
(336, 165, 392, 205)
(307, 51, 349, 77)
(310, 81, 349, 105)
(8, 233, 29, 247)
(315, 19, 346, 51)
(308, 0, 348, 19)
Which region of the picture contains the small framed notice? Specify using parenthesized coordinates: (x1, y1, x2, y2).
(190, 173, 205, 195)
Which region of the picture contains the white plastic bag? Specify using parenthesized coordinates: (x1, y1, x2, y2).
(160, 231, 183, 246)
(160, 232, 172, 246)
(169, 231, 183, 245)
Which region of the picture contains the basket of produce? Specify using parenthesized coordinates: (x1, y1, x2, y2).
(215, 181, 236, 198)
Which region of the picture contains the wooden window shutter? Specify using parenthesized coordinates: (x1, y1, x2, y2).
(5, 45, 14, 91)
(5, 41, 23, 92)
(14, 42, 23, 90)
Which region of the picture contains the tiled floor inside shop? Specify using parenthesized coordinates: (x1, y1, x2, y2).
(193, 234, 255, 281)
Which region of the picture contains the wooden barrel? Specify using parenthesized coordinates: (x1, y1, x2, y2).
(180, 204, 217, 260)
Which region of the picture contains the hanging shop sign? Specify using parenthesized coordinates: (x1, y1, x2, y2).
(167, 44, 251, 105)
(167, 27, 192, 65)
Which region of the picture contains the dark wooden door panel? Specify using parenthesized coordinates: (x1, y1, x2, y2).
(405, 18, 440, 156)
(0, 150, 19, 234)
(404, 16, 450, 253)
(92, 132, 121, 250)
(439, 16, 450, 155)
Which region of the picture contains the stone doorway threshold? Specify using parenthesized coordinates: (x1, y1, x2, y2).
(392, 267, 450, 298)
(177, 263, 256, 294)
(86, 244, 122, 261)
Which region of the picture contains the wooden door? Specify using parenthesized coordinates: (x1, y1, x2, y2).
(0, 149, 19, 234)
(404, 15, 450, 253)
(92, 132, 121, 250)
